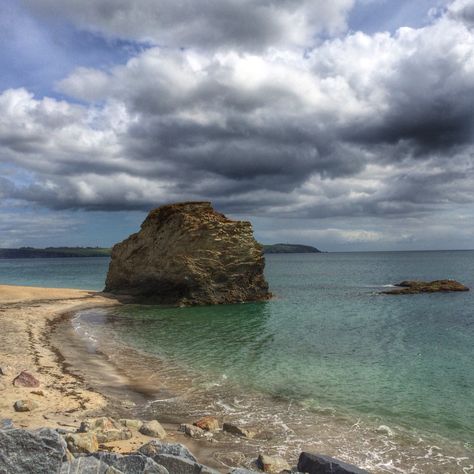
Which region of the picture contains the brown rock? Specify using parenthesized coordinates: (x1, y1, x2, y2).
(382, 280, 469, 295)
(14, 399, 39, 412)
(193, 416, 219, 432)
(104, 202, 271, 305)
(78, 417, 132, 443)
(119, 419, 143, 430)
(139, 420, 167, 439)
(222, 422, 256, 439)
(257, 454, 290, 473)
(65, 432, 99, 454)
(13, 371, 40, 388)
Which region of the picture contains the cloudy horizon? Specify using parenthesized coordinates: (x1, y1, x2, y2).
(1, 0, 474, 251)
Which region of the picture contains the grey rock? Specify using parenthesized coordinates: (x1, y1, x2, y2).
(139, 420, 167, 439)
(149, 454, 219, 474)
(0, 365, 14, 376)
(0, 428, 67, 473)
(92, 453, 168, 474)
(14, 399, 39, 412)
(228, 469, 260, 474)
(0, 419, 14, 430)
(60, 456, 110, 474)
(297, 453, 370, 474)
(138, 440, 197, 462)
(222, 423, 256, 439)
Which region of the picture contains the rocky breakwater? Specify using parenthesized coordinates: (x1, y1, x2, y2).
(105, 202, 271, 305)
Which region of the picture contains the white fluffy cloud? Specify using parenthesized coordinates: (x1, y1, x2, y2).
(2, 1, 474, 248)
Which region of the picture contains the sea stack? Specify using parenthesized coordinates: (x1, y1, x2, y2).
(104, 202, 271, 306)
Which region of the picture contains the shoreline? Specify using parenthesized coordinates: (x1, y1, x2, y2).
(1, 284, 473, 474)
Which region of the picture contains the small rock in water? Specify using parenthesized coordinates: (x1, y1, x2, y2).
(297, 452, 370, 474)
(382, 279, 469, 295)
(79, 417, 132, 443)
(65, 432, 99, 454)
(139, 420, 167, 439)
(14, 399, 39, 412)
(194, 416, 220, 432)
(257, 454, 291, 473)
(375, 425, 394, 436)
(12, 371, 40, 388)
(223, 422, 256, 439)
(180, 423, 207, 439)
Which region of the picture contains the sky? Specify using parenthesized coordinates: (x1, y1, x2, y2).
(1, 0, 474, 252)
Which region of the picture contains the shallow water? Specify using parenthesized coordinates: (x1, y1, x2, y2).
(49, 251, 474, 473)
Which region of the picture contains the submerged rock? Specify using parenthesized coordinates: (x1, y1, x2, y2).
(382, 280, 469, 295)
(297, 452, 370, 474)
(223, 422, 256, 439)
(193, 416, 219, 432)
(104, 202, 271, 305)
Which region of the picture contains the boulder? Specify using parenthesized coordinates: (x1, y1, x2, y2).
(12, 370, 40, 387)
(104, 202, 271, 306)
(119, 419, 144, 430)
(180, 423, 207, 439)
(145, 453, 219, 474)
(0, 428, 67, 473)
(78, 417, 132, 443)
(14, 399, 39, 412)
(138, 440, 197, 462)
(65, 432, 99, 454)
(297, 453, 370, 474)
(139, 420, 167, 439)
(228, 470, 260, 474)
(223, 422, 256, 439)
(257, 454, 290, 473)
(382, 280, 469, 295)
(92, 453, 169, 474)
(60, 456, 109, 474)
(193, 416, 219, 432)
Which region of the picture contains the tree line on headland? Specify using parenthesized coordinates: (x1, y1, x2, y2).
(0, 244, 320, 259)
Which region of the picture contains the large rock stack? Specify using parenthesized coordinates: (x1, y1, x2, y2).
(105, 202, 271, 306)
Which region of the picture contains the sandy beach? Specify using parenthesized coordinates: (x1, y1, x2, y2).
(0, 285, 250, 472)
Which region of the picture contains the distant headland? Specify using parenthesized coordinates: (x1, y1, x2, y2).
(0, 243, 321, 259)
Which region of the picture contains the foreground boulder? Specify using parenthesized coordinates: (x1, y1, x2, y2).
(105, 202, 271, 305)
(0, 428, 67, 473)
(297, 453, 370, 474)
(382, 280, 469, 295)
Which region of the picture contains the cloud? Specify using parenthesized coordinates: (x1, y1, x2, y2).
(21, 0, 354, 51)
(1, 1, 474, 239)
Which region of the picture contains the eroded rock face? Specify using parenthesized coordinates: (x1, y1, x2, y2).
(105, 202, 271, 305)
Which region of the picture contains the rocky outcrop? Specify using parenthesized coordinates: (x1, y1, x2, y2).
(382, 280, 469, 295)
(297, 452, 370, 474)
(105, 202, 271, 306)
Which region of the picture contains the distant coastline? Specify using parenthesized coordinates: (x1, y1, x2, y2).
(0, 243, 321, 259)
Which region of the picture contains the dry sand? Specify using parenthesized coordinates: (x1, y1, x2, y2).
(0, 285, 234, 471)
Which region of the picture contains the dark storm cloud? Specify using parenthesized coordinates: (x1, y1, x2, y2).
(21, 0, 354, 51)
(1, 0, 474, 229)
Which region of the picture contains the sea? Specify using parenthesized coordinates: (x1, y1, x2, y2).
(1, 251, 473, 473)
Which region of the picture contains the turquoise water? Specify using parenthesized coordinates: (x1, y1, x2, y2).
(3, 252, 474, 471)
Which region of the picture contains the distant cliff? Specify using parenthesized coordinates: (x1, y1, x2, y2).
(263, 243, 321, 254)
(105, 202, 271, 306)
